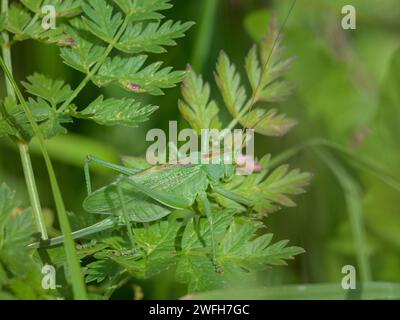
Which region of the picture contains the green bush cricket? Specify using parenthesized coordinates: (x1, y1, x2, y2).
(29, 151, 255, 270)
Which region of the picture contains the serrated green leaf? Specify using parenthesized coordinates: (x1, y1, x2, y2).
(215, 51, 247, 117)
(112, 220, 180, 279)
(22, 22, 78, 46)
(22, 0, 82, 17)
(219, 219, 304, 268)
(0, 184, 35, 276)
(176, 255, 227, 292)
(0, 118, 13, 138)
(0, 184, 58, 299)
(179, 67, 221, 133)
(47, 0, 82, 17)
(93, 55, 186, 95)
(176, 211, 304, 292)
(22, 73, 73, 107)
(25, 98, 71, 139)
(242, 108, 298, 137)
(85, 259, 120, 283)
(255, 14, 295, 103)
(20, 0, 41, 13)
(245, 45, 262, 92)
(70, 95, 158, 127)
(116, 20, 194, 54)
(60, 36, 105, 73)
(0, 100, 17, 138)
(113, 0, 172, 21)
(82, 0, 123, 43)
(1, 96, 70, 141)
(26, 98, 53, 121)
(6, 4, 31, 35)
(40, 111, 72, 139)
(0, 97, 30, 140)
(217, 158, 311, 216)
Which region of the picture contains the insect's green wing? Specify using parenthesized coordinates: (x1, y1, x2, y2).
(83, 164, 208, 222)
(83, 182, 172, 222)
(127, 164, 209, 207)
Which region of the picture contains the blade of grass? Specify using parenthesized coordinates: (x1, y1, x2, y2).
(267, 139, 383, 282)
(314, 149, 371, 282)
(19, 143, 48, 238)
(189, 282, 400, 300)
(0, 56, 88, 299)
(190, 0, 219, 71)
(267, 138, 400, 192)
(1, 0, 47, 239)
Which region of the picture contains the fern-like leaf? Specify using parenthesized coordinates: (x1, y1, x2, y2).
(116, 20, 194, 54)
(82, 0, 123, 43)
(93, 56, 186, 95)
(69, 96, 158, 127)
(22, 73, 74, 107)
(179, 67, 221, 133)
(113, 0, 172, 21)
(215, 155, 311, 217)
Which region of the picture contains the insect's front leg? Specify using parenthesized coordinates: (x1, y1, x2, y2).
(84, 155, 142, 196)
(212, 185, 253, 207)
(116, 184, 136, 249)
(197, 191, 223, 273)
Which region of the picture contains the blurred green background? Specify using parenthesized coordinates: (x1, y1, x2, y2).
(0, 0, 399, 298)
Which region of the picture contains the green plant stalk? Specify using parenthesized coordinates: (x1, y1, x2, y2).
(1, 0, 48, 240)
(58, 15, 131, 113)
(0, 57, 88, 299)
(19, 143, 48, 238)
(315, 149, 371, 282)
(190, 0, 219, 72)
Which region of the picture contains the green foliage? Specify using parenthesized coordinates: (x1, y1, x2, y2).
(22, 73, 73, 107)
(0, 183, 54, 300)
(92, 55, 186, 95)
(180, 16, 296, 137)
(21, 0, 83, 17)
(116, 20, 194, 54)
(83, 210, 303, 293)
(38, 13, 310, 296)
(0, 96, 71, 141)
(214, 155, 311, 217)
(82, 0, 123, 43)
(1, 0, 192, 143)
(0, 0, 338, 300)
(68, 96, 158, 127)
(178, 67, 222, 133)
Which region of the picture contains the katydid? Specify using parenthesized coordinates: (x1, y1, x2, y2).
(28, 153, 254, 270)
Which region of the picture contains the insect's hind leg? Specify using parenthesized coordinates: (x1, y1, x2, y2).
(116, 184, 136, 248)
(84, 155, 142, 196)
(198, 192, 223, 273)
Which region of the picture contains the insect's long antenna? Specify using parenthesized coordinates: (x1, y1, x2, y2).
(239, 0, 298, 147)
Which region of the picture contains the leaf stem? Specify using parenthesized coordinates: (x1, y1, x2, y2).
(57, 15, 131, 113)
(0, 56, 88, 300)
(1, 0, 47, 240)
